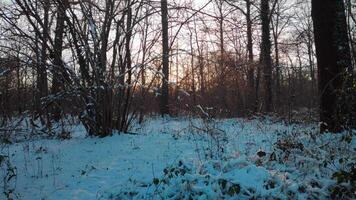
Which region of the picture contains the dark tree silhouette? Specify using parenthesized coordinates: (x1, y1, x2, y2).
(260, 0, 273, 113)
(52, 1, 68, 121)
(160, 0, 170, 116)
(312, 0, 352, 132)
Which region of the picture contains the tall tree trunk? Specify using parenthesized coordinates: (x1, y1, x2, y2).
(190, 32, 196, 105)
(246, 0, 255, 112)
(218, 0, 228, 110)
(121, 0, 132, 131)
(193, 16, 205, 98)
(52, 0, 67, 121)
(38, 0, 49, 122)
(307, 28, 316, 108)
(102, 0, 114, 136)
(260, 0, 273, 113)
(312, 0, 352, 132)
(92, 0, 114, 136)
(272, 18, 281, 108)
(273, 34, 280, 106)
(160, 0, 170, 116)
(139, 7, 149, 124)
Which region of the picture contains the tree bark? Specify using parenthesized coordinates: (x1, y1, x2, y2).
(312, 0, 352, 132)
(246, 0, 255, 112)
(260, 0, 273, 113)
(160, 0, 170, 116)
(52, 0, 67, 121)
(37, 0, 49, 122)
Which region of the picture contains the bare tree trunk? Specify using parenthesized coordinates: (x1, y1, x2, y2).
(246, 0, 255, 112)
(160, 0, 170, 116)
(272, 17, 281, 109)
(139, 7, 149, 124)
(103, 0, 114, 135)
(189, 32, 196, 105)
(312, 0, 352, 132)
(193, 16, 205, 99)
(260, 0, 273, 113)
(273, 33, 280, 106)
(38, 0, 49, 123)
(120, 0, 133, 131)
(52, 0, 67, 121)
(306, 28, 316, 108)
(217, 0, 228, 111)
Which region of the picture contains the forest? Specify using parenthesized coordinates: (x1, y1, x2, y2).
(0, 0, 355, 199)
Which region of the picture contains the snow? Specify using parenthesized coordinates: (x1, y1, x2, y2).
(0, 117, 355, 199)
(2, 134, 188, 199)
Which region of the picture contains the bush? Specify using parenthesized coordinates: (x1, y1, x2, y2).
(330, 165, 356, 199)
(0, 154, 17, 200)
(112, 159, 284, 200)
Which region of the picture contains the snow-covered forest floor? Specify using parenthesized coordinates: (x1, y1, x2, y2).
(1, 116, 355, 200)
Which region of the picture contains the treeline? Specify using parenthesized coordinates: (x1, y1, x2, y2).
(0, 0, 355, 136)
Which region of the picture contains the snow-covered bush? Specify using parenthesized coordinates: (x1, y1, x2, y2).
(188, 106, 228, 160)
(267, 128, 356, 199)
(105, 119, 355, 200)
(330, 165, 355, 199)
(0, 154, 17, 200)
(328, 130, 356, 199)
(112, 159, 286, 200)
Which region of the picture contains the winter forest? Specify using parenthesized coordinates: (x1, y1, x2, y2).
(0, 0, 355, 199)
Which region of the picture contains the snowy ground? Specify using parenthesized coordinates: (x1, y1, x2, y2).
(0, 117, 355, 199)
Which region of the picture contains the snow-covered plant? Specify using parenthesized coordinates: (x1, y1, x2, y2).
(113, 159, 288, 200)
(268, 127, 356, 199)
(189, 106, 228, 160)
(328, 130, 356, 199)
(330, 165, 355, 199)
(0, 154, 17, 200)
